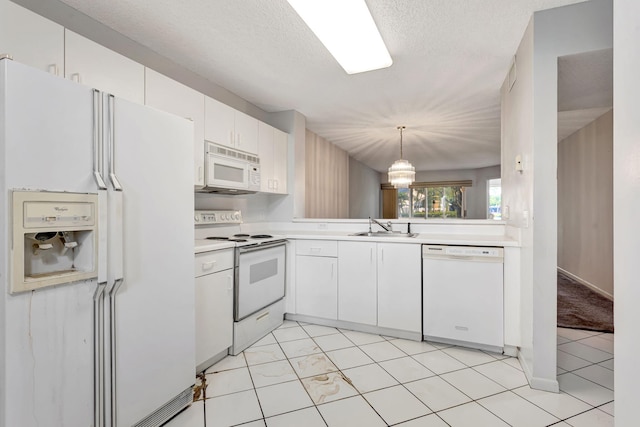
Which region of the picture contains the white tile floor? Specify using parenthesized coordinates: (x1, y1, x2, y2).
(164, 323, 614, 427)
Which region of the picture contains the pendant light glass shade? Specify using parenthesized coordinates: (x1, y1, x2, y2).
(388, 126, 415, 188)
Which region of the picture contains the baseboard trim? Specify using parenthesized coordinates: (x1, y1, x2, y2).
(557, 267, 613, 301)
(285, 313, 422, 341)
(518, 352, 560, 392)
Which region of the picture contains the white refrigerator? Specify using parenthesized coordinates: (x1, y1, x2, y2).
(0, 58, 195, 426)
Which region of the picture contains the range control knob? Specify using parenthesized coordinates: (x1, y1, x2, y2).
(194, 215, 199, 222)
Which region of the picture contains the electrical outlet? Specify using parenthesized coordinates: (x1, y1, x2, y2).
(503, 205, 510, 219)
(523, 210, 529, 228)
(318, 223, 328, 230)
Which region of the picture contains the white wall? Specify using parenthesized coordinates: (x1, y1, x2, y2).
(501, 0, 613, 391)
(613, 0, 640, 423)
(349, 157, 380, 218)
(558, 110, 613, 297)
(501, 17, 536, 385)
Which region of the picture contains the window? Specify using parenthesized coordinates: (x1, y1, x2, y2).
(396, 183, 468, 219)
(488, 178, 502, 220)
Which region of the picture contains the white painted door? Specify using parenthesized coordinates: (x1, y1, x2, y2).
(258, 121, 275, 192)
(64, 30, 144, 104)
(273, 129, 288, 194)
(195, 270, 233, 369)
(204, 96, 235, 148)
(145, 68, 205, 186)
(377, 243, 422, 333)
(295, 255, 338, 320)
(337, 241, 377, 325)
(234, 110, 259, 155)
(0, 0, 64, 75)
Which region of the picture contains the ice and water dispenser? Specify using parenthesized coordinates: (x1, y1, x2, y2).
(11, 191, 98, 293)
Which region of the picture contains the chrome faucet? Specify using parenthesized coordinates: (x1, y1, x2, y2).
(369, 217, 392, 232)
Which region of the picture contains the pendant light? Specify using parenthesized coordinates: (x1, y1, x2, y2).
(388, 125, 415, 188)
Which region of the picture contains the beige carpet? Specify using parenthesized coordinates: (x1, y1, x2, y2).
(557, 271, 614, 333)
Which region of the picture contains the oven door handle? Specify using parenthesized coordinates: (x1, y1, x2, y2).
(237, 239, 287, 253)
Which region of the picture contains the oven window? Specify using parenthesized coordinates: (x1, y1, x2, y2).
(250, 259, 278, 284)
(214, 163, 245, 183)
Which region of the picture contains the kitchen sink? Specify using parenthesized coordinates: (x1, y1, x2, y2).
(349, 231, 418, 238)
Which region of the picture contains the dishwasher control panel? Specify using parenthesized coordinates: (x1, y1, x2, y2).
(423, 245, 503, 259)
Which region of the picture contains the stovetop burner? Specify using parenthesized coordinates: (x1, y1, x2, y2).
(251, 234, 273, 239)
(205, 236, 229, 241)
(233, 234, 250, 238)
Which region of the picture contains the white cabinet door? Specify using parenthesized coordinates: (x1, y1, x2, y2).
(337, 241, 377, 325)
(64, 30, 144, 104)
(195, 270, 233, 369)
(0, 0, 64, 75)
(145, 68, 205, 186)
(377, 243, 422, 333)
(204, 96, 235, 149)
(234, 110, 259, 155)
(295, 255, 337, 320)
(272, 128, 288, 194)
(258, 121, 275, 192)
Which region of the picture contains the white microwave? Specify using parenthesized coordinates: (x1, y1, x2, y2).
(203, 142, 260, 194)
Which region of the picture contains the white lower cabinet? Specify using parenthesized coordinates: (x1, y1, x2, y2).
(194, 249, 234, 372)
(337, 241, 377, 325)
(377, 243, 422, 333)
(295, 240, 338, 319)
(337, 241, 421, 333)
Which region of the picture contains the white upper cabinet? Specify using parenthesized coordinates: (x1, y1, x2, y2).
(258, 122, 275, 193)
(272, 128, 288, 194)
(258, 122, 288, 194)
(234, 110, 259, 155)
(0, 0, 64, 75)
(145, 68, 205, 187)
(204, 96, 258, 155)
(64, 30, 144, 104)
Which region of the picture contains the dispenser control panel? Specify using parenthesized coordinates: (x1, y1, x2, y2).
(24, 200, 94, 228)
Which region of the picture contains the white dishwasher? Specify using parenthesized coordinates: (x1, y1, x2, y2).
(422, 245, 504, 352)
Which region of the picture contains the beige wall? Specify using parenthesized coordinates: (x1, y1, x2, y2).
(305, 130, 349, 218)
(558, 110, 613, 297)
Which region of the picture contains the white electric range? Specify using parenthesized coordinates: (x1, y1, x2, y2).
(194, 210, 286, 355)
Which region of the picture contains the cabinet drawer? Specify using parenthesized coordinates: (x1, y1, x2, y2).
(295, 240, 337, 257)
(195, 249, 234, 277)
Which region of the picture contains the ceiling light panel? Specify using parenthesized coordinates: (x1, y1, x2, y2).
(287, 0, 393, 74)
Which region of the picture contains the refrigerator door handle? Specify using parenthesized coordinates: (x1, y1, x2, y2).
(106, 94, 123, 191)
(108, 278, 124, 427)
(92, 89, 107, 190)
(93, 281, 107, 427)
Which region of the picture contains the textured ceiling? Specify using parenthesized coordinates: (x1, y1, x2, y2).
(55, 0, 590, 172)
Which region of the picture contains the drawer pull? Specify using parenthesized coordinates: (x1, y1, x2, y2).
(256, 311, 270, 321)
(309, 247, 321, 253)
(201, 261, 216, 271)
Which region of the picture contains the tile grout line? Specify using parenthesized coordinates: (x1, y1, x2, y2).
(204, 326, 614, 427)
